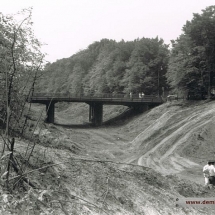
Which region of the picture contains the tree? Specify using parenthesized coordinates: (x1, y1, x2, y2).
(123, 37, 169, 95)
(37, 37, 169, 97)
(83, 40, 116, 95)
(0, 8, 45, 189)
(167, 6, 215, 97)
(105, 41, 134, 94)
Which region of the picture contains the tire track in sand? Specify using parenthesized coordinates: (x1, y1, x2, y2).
(130, 104, 215, 175)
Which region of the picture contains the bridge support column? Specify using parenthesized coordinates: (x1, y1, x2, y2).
(89, 103, 103, 126)
(46, 102, 55, 123)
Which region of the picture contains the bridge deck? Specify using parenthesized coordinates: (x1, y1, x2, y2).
(29, 93, 163, 105)
(28, 93, 163, 125)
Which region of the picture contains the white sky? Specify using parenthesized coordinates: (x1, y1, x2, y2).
(1, 0, 215, 63)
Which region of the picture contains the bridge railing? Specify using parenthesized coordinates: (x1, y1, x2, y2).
(30, 93, 163, 103)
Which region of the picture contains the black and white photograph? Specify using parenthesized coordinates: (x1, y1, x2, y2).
(1, 0, 215, 214)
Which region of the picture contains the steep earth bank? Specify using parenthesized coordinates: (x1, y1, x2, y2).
(45, 100, 215, 214)
(1, 100, 215, 214)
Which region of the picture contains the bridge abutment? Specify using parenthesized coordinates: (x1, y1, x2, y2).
(89, 102, 103, 126)
(46, 102, 55, 123)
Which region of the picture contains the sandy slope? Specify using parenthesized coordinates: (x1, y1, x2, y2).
(121, 100, 215, 182)
(54, 100, 215, 182)
(11, 100, 215, 214)
(54, 100, 215, 214)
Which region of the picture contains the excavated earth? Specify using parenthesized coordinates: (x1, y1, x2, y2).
(1, 100, 215, 214)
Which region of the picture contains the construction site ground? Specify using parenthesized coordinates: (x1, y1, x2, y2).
(1, 100, 215, 214)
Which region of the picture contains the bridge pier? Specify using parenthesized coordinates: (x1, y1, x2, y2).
(46, 102, 55, 123)
(89, 102, 103, 126)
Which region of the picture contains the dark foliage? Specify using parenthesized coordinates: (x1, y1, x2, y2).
(36, 38, 169, 96)
(167, 6, 215, 98)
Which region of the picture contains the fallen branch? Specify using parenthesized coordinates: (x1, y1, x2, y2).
(9, 156, 145, 182)
(50, 197, 109, 215)
(58, 200, 70, 215)
(10, 155, 37, 189)
(102, 177, 109, 205)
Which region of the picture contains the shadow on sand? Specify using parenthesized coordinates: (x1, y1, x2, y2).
(54, 107, 145, 129)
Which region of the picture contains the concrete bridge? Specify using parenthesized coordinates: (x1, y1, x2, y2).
(29, 93, 163, 126)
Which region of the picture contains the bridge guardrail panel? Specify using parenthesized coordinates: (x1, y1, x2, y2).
(30, 93, 164, 104)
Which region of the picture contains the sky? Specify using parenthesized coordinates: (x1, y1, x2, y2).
(1, 0, 215, 63)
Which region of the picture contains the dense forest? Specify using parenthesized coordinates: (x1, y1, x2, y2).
(36, 6, 215, 99)
(36, 37, 169, 96)
(167, 5, 215, 98)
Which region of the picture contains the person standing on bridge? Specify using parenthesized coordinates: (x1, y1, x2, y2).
(130, 92, 132, 99)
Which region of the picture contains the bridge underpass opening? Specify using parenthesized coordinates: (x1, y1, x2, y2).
(45, 101, 104, 126)
(44, 102, 153, 126)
